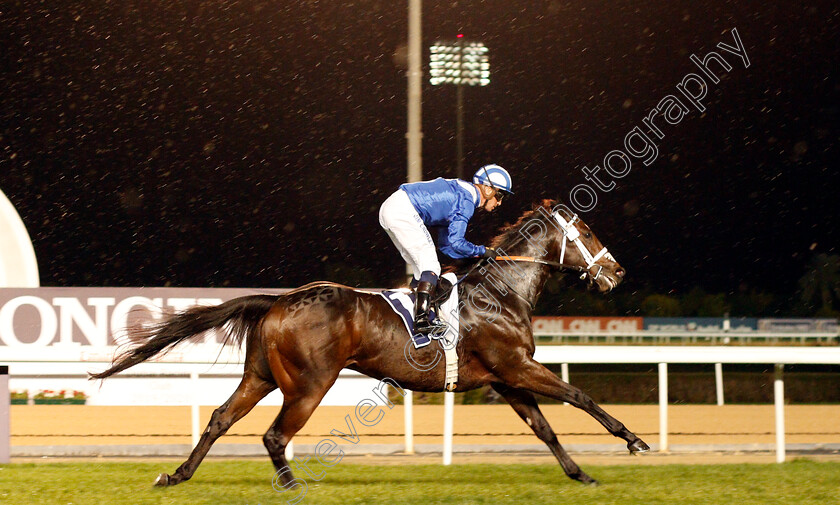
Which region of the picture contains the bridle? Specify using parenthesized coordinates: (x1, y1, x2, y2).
(459, 209, 612, 309)
(549, 211, 610, 282)
(490, 211, 610, 279)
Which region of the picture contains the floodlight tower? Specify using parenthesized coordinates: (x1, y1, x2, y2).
(429, 35, 490, 179)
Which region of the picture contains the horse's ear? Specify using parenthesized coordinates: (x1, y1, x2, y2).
(537, 198, 556, 210)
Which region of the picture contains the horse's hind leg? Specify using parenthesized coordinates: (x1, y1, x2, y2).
(492, 382, 597, 485)
(500, 358, 649, 453)
(263, 382, 335, 486)
(154, 373, 275, 487)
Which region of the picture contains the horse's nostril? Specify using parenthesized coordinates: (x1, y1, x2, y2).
(615, 267, 625, 278)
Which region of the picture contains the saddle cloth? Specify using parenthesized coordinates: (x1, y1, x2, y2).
(380, 272, 460, 390)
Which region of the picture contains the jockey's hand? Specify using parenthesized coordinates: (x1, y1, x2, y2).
(482, 247, 497, 260)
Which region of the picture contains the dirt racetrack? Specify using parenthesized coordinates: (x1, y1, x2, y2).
(11, 404, 840, 450)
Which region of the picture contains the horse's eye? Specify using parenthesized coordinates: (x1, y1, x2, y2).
(584, 232, 592, 239)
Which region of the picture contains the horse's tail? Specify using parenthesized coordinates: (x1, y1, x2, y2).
(89, 294, 281, 380)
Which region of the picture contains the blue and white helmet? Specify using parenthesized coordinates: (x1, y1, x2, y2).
(473, 164, 513, 194)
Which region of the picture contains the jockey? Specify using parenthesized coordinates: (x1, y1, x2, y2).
(379, 164, 513, 334)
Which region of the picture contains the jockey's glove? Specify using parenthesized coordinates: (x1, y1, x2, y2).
(482, 247, 497, 260)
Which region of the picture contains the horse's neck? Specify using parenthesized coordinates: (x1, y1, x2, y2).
(466, 236, 554, 310)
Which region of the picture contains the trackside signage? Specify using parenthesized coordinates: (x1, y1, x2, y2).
(644, 317, 758, 333)
(0, 287, 288, 348)
(531, 316, 642, 334)
(757, 318, 838, 333)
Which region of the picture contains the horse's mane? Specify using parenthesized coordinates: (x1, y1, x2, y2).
(488, 199, 555, 249)
(441, 199, 556, 278)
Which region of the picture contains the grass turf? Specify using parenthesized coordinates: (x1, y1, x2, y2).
(1, 460, 839, 505)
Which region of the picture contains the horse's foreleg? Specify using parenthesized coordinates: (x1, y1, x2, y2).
(492, 382, 597, 485)
(500, 357, 649, 453)
(154, 373, 275, 487)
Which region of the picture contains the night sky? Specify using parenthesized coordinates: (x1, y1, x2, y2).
(1, 2, 838, 302)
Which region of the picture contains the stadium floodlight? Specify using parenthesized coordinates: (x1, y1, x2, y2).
(429, 41, 490, 86)
(429, 37, 490, 178)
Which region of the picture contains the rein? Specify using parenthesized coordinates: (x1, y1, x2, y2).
(493, 255, 586, 274)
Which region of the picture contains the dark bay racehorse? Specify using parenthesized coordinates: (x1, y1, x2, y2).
(90, 199, 648, 487)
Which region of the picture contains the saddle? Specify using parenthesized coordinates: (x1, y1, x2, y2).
(380, 272, 461, 391)
(381, 273, 458, 348)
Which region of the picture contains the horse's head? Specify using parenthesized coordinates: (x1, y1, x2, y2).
(549, 206, 625, 292)
(489, 199, 625, 294)
(499, 200, 624, 293)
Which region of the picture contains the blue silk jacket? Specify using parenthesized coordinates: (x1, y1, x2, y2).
(399, 178, 486, 259)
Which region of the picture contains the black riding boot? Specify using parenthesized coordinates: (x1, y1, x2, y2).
(413, 280, 436, 334)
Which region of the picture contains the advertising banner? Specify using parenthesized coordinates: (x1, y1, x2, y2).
(531, 316, 643, 334)
(643, 317, 758, 332)
(757, 318, 838, 333)
(0, 287, 288, 351)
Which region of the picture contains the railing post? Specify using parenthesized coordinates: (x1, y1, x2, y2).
(0, 366, 9, 464)
(443, 391, 454, 465)
(658, 362, 668, 452)
(774, 364, 786, 463)
(715, 363, 724, 406)
(404, 389, 414, 454)
(561, 363, 570, 406)
(190, 371, 200, 448)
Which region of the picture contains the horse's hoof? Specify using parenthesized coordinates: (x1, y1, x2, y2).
(572, 472, 598, 486)
(586, 479, 600, 487)
(154, 473, 171, 487)
(628, 438, 650, 454)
